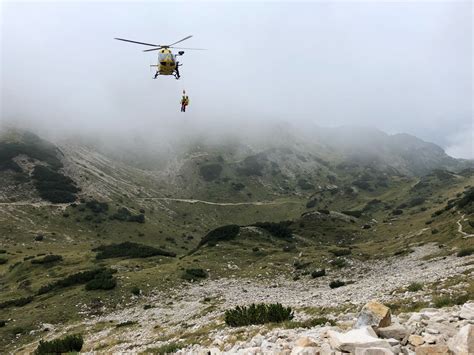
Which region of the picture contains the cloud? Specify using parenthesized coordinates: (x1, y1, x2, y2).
(445, 125, 473, 159)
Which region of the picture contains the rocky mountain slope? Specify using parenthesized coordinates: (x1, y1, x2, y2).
(0, 128, 473, 353)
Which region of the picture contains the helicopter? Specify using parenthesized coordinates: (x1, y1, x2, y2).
(114, 35, 205, 79)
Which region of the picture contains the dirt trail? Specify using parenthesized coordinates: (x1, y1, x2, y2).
(457, 214, 474, 238)
(141, 197, 300, 206)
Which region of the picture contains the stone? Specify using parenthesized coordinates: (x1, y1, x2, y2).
(328, 326, 393, 353)
(291, 346, 321, 355)
(414, 345, 451, 355)
(293, 337, 317, 347)
(355, 301, 392, 329)
(459, 303, 474, 321)
(354, 348, 394, 355)
(377, 324, 410, 340)
(320, 342, 333, 355)
(447, 324, 474, 355)
(408, 335, 425, 347)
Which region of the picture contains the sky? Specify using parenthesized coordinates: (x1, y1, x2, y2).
(1, 0, 472, 158)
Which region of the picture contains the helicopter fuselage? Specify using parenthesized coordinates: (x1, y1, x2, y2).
(156, 48, 177, 75)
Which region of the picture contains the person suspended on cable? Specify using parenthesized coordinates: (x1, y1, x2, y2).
(181, 90, 189, 112)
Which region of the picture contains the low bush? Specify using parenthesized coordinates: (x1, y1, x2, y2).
(407, 282, 423, 292)
(0, 258, 7, 265)
(253, 221, 292, 239)
(149, 342, 184, 354)
(0, 295, 34, 309)
(237, 156, 265, 176)
(225, 303, 294, 327)
(85, 200, 109, 213)
(457, 247, 474, 257)
(110, 207, 145, 223)
(199, 225, 240, 247)
(93, 242, 176, 259)
(31, 254, 63, 264)
(116, 321, 137, 327)
(35, 334, 83, 354)
(392, 209, 403, 215)
(181, 268, 208, 281)
(199, 163, 223, 181)
(306, 199, 317, 209)
(311, 269, 326, 278)
(318, 209, 330, 214)
(433, 294, 470, 308)
(329, 248, 351, 257)
(330, 258, 348, 268)
(297, 179, 314, 190)
(341, 210, 362, 218)
(329, 280, 346, 289)
(38, 268, 116, 294)
(32, 165, 78, 203)
(131, 286, 141, 296)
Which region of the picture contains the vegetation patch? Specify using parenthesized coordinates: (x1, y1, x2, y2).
(31, 254, 63, 264)
(181, 268, 208, 281)
(0, 296, 34, 309)
(148, 342, 185, 354)
(341, 210, 362, 218)
(225, 303, 294, 327)
(407, 282, 423, 292)
(199, 163, 223, 181)
(252, 221, 292, 239)
(32, 165, 79, 203)
(329, 280, 346, 289)
(110, 207, 145, 223)
(285, 317, 335, 329)
(198, 225, 240, 247)
(329, 248, 351, 257)
(311, 269, 326, 278)
(38, 267, 117, 294)
(93, 242, 176, 259)
(35, 334, 83, 354)
(457, 247, 474, 258)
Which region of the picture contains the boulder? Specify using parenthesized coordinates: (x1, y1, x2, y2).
(377, 324, 410, 340)
(459, 303, 474, 321)
(447, 324, 473, 355)
(408, 335, 424, 347)
(295, 337, 319, 348)
(414, 345, 451, 355)
(328, 326, 393, 353)
(355, 301, 391, 329)
(355, 348, 394, 355)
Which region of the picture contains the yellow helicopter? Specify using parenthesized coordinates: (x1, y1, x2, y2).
(114, 35, 205, 79)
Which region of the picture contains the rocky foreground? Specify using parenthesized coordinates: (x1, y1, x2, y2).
(180, 301, 473, 355)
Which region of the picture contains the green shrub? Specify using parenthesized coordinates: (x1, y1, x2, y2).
(231, 182, 245, 191)
(225, 303, 294, 327)
(181, 268, 208, 281)
(318, 209, 330, 214)
(199, 225, 240, 247)
(149, 342, 184, 354)
(131, 286, 141, 296)
(85, 200, 109, 213)
(253, 221, 292, 239)
(32, 165, 78, 203)
(93, 242, 176, 259)
(0, 258, 7, 265)
(306, 199, 317, 209)
(311, 269, 326, 278)
(31, 254, 63, 264)
(329, 248, 351, 257)
(392, 209, 403, 215)
(0, 295, 34, 309)
(38, 268, 116, 294)
(237, 156, 264, 176)
(116, 321, 136, 327)
(457, 247, 474, 257)
(297, 179, 314, 190)
(341, 210, 362, 218)
(407, 282, 423, 292)
(0, 320, 5, 327)
(199, 163, 222, 181)
(433, 294, 469, 308)
(353, 180, 371, 190)
(330, 258, 348, 268)
(329, 280, 345, 289)
(35, 334, 83, 354)
(85, 269, 117, 291)
(110, 207, 145, 223)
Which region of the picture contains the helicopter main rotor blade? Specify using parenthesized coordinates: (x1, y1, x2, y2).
(167, 35, 193, 47)
(143, 47, 163, 52)
(171, 46, 207, 50)
(115, 38, 161, 47)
